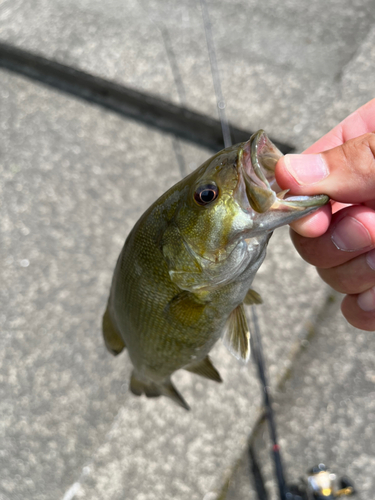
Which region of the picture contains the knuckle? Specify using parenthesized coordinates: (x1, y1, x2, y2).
(337, 134, 375, 185)
(290, 230, 319, 265)
(317, 267, 348, 293)
(341, 294, 375, 332)
(291, 230, 333, 268)
(362, 132, 375, 159)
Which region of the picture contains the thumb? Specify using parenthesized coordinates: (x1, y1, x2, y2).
(275, 132, 375, 204)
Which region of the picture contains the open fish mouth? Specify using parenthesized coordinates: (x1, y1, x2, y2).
(239, 130, 329, 229)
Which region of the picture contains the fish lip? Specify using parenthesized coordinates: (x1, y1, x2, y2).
(243, 130, 282, 191)
(238, 130, 329, 217)
(238, 131, 280, 215)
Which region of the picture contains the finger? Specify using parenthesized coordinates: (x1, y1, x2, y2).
(317, 249, 375, 294)
(341, 291, 375, 331)
(289, 204, 332, 238)
(289, 201, 350, 239)
(276, 132, 375, 204)
(304, 98, 375, 154)
(290, 206, 375, 268)
(364, 200, 375, 211)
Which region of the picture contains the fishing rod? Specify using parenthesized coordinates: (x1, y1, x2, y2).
(250, 306, 288, 500)
(199, 2, 356, 499)
(249, 307, 356, 500)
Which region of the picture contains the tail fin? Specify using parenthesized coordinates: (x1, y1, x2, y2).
(102, 304, 126, 356)
(130, 371, 190, 410)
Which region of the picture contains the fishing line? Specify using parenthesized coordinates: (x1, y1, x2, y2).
(136, 3, 189, 178)
(199, 0, 232, 148)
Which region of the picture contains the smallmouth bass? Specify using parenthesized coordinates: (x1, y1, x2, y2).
(103, 131, 328, 409)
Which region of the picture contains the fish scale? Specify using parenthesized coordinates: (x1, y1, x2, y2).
(103, 130, 329, 409)
(112, 197, 215, 372)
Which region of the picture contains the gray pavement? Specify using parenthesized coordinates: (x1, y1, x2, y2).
(0, 1, 375, 499)
(225, 293, 375, 500)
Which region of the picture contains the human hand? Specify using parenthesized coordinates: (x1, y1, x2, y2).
(275, 99, 375, 331)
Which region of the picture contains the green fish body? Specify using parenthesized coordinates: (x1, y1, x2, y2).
(103, 131, 328, 409)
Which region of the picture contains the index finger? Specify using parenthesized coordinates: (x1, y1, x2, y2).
(304, 98, 375, 154)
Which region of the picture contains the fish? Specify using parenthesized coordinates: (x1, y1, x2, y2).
(102, 130, 329, 410)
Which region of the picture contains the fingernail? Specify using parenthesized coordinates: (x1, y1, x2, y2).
(331, 216, 372, 252)
(283, 154, 329, 185)
(358, 286, 375, 312)
(366, 249, 375, 270)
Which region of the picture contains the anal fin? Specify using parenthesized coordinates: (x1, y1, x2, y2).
(243, 289, 262, 305)
(129, 371, 190, 411)
(130, 372, 161, 398)
(162, 379, 190, 411)
(184, 355, 222, 383)
(102, 305, 126, 356)
(222, 304, 251, 362)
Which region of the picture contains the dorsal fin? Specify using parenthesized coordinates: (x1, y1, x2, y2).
(184, 355, 222, 383)
(222, 304, 250, 362)
(243, 288, 262, 305)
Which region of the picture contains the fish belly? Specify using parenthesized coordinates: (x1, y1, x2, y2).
(108, 228, 251, 384)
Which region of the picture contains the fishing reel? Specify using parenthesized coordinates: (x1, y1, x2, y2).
(286, 463, 355, 500)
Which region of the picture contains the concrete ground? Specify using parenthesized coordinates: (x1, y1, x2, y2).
(0, 1, 375, 499)
(225, 293, 375, 500)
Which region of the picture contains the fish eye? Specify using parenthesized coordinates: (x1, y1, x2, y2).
(194, 183, 219, 206)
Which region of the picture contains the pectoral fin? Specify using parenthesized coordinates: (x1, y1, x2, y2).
(164, 291, 206, 329)
(184, 355, 222, 383)
(222, 304, 250, 362)
(102, 305, 126, 356)
(243, 289, 262, 305)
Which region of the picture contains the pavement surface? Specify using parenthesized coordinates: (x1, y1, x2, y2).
(226, 293, 375, 500)
(0, 1, 375, 499)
